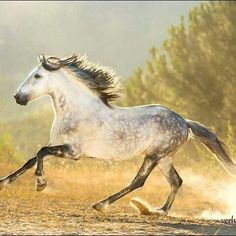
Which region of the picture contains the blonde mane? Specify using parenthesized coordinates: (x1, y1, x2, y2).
(40, 54, 121, 106)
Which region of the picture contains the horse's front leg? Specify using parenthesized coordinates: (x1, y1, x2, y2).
(35, 144, 77, 191)
(0, 156, 37, 190)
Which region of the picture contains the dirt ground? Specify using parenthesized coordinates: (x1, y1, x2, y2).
(0, 159, 236, 235)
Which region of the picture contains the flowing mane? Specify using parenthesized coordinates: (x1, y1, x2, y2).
(39, 54, 121, 106)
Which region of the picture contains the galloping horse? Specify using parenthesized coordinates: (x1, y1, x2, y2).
(0, 54, 235, 215)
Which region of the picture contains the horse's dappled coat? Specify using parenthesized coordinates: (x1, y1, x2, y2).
(0, 54, 235, 215)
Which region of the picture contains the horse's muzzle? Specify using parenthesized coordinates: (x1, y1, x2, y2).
(14, 92, 29, 106)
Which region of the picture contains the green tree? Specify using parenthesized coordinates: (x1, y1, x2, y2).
(122, 2, 236, 167)
(123, 1, 236, 136)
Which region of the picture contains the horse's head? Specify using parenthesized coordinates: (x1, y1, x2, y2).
(14, 54, 63, 106)
(14, 53, 120, 107)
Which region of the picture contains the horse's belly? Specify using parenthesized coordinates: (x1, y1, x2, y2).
(83, 136, 151, 161)
(85, 146, 141, 160)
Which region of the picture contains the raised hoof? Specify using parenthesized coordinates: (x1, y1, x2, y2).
(150, 208, 167, 216)
(92, 202, 108, 212)
(0, 179, 7, 190)
(36, 177, 47, 192)
(130, 198, 152, 215)
(130, 197, 167, 216)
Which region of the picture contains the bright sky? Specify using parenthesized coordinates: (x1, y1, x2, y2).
(0, 1, 200, 78)
(0, 1, 201, 118)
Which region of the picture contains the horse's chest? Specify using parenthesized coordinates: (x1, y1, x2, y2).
(50, 117, 78, 144)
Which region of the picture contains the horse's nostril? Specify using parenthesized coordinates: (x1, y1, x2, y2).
(14, 92, 29, 106)
(14, 93, 19, 100)
(14, 93, 21, 101)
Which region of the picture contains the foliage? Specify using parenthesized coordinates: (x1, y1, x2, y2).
(0, 2, 235, 177)
(0, 108, 52, 162)
(122, 2, 236, 167)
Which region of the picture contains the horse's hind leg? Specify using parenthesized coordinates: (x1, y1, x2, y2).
(152, 157, 182, 215)
(92, 154, 158, 212)
(0, 156, 37, 190)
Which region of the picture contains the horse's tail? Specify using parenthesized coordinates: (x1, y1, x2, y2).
(186, 119, 236, 178)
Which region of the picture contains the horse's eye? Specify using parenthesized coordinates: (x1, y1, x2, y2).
(34, 73, 42, 79)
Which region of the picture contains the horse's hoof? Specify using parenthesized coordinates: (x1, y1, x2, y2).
(130, 197, 152, 215)
(36, 177, 47, 192)
(130, 197, 168, 216)
(92, 202, 108, 212)
(150, 208, 167, 216)
(0, 179, 7, 190)
(36, 183, 47, 192)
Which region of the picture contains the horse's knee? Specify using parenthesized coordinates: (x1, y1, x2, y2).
(177, 177, 183, 188)
(37, 147, 48, 158)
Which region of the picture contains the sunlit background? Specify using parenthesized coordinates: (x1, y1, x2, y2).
(0, 1, 197, 118)
(0, 1, 236, 234)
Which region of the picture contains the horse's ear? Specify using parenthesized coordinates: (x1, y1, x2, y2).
(37, 54, 46, 63)
(37, 54, 41, 63)
(60, 54, 77, 65)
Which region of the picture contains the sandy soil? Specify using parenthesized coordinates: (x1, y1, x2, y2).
(0, 159, 236, 235)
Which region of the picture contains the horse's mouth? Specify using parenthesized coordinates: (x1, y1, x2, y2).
(16, 100, 29, 106)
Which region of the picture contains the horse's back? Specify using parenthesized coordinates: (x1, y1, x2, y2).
(104, 104, 189, 158)
(132, 104, 189, 156)
(115, 104, 187, 127)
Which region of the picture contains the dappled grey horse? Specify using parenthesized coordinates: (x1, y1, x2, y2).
(0, 54, 235, 215)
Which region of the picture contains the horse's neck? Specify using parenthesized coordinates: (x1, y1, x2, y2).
(50, 77, 109, 120)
